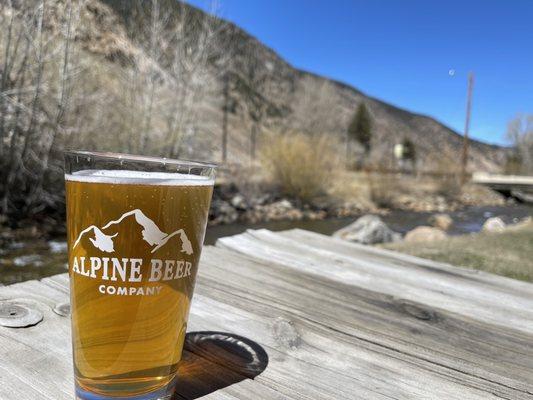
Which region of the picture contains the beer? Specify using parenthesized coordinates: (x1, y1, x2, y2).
(65, 155, 215, 399)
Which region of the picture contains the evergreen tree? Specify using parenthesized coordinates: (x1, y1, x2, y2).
(402, 138, 417, 162)
(347, 103, 373, 154)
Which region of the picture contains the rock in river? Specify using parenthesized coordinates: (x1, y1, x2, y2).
(482, 217, 506, 233)
(404, 226, 448, 243)
(13, 255, 44, 267)
(48, 241, 68, 254)
(230, 194, 248, 210)
(333, 215, 401, 244)
(428, 213, 453, 231)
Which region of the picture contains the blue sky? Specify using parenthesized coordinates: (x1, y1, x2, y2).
(188, 0, 532, 145)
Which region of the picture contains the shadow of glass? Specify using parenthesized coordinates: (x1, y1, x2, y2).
(173, 331, 269, 400)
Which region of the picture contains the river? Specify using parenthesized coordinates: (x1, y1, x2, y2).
(1, 204, 532, 285)
(205, 204, 533, 244)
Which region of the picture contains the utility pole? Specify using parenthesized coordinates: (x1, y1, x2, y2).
(221, 73, 229, 163)
(461, 72, 474, 184)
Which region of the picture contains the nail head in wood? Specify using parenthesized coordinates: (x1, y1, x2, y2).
(0, 301, 44, 328)
(53, 302, 70, 317)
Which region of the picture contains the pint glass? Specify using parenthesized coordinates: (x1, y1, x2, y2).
(64, 151, 216, 399)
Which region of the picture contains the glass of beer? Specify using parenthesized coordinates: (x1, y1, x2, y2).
(64, 151, 216, 399)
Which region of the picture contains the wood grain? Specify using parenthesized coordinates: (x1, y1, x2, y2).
(0, 229, 532, 399)
(218, 229, 533, 334)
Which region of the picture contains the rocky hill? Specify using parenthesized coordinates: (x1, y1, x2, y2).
(2, 0, 507, 173)
(90, 0, 505, 171)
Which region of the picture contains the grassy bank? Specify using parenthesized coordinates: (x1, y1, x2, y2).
(382, 223, 533, 282)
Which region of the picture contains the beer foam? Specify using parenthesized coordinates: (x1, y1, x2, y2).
(65, 169, 214, 186)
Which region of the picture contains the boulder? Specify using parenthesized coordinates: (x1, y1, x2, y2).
(482, 217, 506, 233)
(277, 199, 293, 210)
(211, 200, 239, 224)
(230, 194, 248, 210)
(428, 213, 453, 231)
(404, 226, 448, 243)
(484, 216, 532, 232)
(48, 241, 68, 254)
(8, 242, 25, 250)
(507, 216, 532, 230)
(333, 215, 401, 245)
(13, 255, 43, 267)
(262, 199, 301, 221)
(249, 193, 271, 206)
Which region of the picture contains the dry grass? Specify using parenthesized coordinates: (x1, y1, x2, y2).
(434, 175, 463, 199)
(383, 222, 533, 282)
(433, 158, 463, 199)
(260, 133, 341, 202)
(367, 173, 406, 208)
(330, 170, 504, 212)
(328, 171, 376, 209)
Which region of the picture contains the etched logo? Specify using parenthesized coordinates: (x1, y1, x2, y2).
(70, 209, 195, 296)
(73, 209, 193, 255)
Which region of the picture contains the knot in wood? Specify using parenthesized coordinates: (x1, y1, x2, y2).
(53, 302, 70, 317)
(272, 317, 301, 350)
(0, 301, 44, 328)
(399, 301, 437, 322)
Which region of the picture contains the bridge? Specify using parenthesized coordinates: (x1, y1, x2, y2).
(472, 172, 533, 202)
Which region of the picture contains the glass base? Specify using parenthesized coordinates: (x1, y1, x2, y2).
(75, 376, 176, 400)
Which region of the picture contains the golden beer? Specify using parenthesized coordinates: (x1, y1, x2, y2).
(65, 152, 215, 399)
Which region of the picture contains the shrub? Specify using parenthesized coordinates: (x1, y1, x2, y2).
(434, 175, 462, 199)
(433, 158, 463, 199)
(367, 173, 403, 208)
(260, 132, 340, 202)
(506, 114, 533, 174)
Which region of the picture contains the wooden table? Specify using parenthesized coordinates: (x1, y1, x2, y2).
(1, 229, 532, 399)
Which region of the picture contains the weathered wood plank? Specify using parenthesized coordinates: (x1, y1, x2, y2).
(1, 229, 532, 399)
(184, 293, 516, 399)
(0, 279, 73, 399)
(0, 276, 399, 400)
(280, 228, 533, 295)
(199, 246, 533, 398)
(217, 229, 533, 335)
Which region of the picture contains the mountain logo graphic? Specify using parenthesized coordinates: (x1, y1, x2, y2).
(73, 209, 193, 255)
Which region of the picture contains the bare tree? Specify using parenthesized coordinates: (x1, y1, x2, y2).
(118, 0, 228, 158)
(0, 0, 229, 220)
(229, 42, 275, 163)
(164, 1, 225, 157)
(290, 79, 343, 136)
(220, 71, 232, 163)
(506, 113, 533, 174)
(0, 0, 84, 216)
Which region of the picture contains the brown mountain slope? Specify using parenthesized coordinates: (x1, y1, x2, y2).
(95, 0, 506, 171)
(11, 0, 507, 171)
(0, 0, 510, 219)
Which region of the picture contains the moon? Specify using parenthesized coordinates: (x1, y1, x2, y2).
(448, 69, 456, 76)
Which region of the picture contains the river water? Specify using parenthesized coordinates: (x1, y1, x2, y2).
(1, 204, 532, 285)
(204, 204, 533, 244)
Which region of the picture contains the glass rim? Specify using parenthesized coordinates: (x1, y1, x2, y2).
(64, 150, 218, 169)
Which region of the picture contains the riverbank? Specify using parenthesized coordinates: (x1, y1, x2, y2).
(1, 204, 531, 285)
(382, 220, 533, 282)
(209, 171, 507, 225)
(0, 170, 527, 285)
(0, 171, 508, 234)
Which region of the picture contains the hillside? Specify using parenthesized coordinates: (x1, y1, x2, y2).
(0, 0, 508, 219)
(93, 0, 505, 171)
